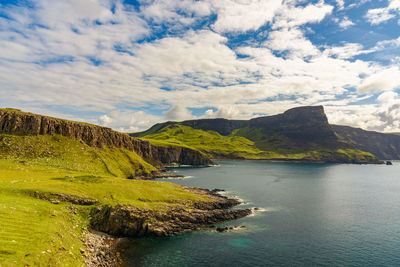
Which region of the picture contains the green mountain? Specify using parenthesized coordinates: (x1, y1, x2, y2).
(333, 125, 400, 160)
(133, 106, 387, 163)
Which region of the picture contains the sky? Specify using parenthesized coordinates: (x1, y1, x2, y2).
(1, 0, 400, 133)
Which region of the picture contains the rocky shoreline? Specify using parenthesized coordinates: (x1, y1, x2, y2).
(89, 187, 251, 238)
(83, 187, 250, 266)
(84, 231, 122, 267)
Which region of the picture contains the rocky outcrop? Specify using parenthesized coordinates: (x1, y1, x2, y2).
(89, 188, 251, 237)
(248, 106, 337, 143)
(29, 191, 99, 205)
(0, 109, 213, 166)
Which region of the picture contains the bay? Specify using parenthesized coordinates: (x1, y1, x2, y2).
(122, 160, 400, 266)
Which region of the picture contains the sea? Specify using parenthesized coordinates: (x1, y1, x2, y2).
(121, 160, 400, 266)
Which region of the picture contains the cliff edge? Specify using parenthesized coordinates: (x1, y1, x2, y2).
(0, 108, 213, 168)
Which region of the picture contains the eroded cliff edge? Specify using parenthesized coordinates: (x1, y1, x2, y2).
(90, 187, 251, 237)
(0, 109, 213, 168)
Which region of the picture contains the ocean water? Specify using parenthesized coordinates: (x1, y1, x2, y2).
(122, 160, 400, 266)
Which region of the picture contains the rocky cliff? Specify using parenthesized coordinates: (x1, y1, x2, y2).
(133, 106, 386, 163)
(136, 106, 336, 143)
(90, 188, 251, 237)
(248, 106, 337, 143)
(0, 109, 213, 167)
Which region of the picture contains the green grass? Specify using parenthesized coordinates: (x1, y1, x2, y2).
(0, 134, 211, 266)
(139, 124, 379, 162)
(139, 124, 271, 159)
(0, 134, 156, 177)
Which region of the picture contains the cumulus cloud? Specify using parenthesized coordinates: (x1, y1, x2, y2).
(164, 105, 193, 121)
(1, 0, 400, 133)
(366, 0, 400, 25)
(338, 16, 355, 29)
(210, 0, 282, 32)
(98, 110, 164, 132)
(204, 105, 241, 119)
(358, 67, 400, 93)
(272, 0, 334, 29)
(265, 27, 320, 58)
(375, 37, 400, 49)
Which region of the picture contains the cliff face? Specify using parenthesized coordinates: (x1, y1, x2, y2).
(90, 188, 251, 237)
(133, 106, 386, 163)
(135, 106, 334, 139)
(0, 109, 213, 166)
(332, 125, 400, 160)
(249, 106, 337, 143)
(136, 106, 339, 148)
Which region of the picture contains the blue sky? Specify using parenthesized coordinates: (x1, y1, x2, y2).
(1, 0, 400, 132)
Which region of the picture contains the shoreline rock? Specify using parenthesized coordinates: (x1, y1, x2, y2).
(84, 231, 121, 267)
(89, 187, 251, 238)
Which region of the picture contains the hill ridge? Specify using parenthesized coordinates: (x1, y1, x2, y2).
(133, 105, 400, 162)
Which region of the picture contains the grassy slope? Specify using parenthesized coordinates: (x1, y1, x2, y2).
(0, 134, 210, 266)
(0, 134, 156, 178)
(139, 124, 378, 162)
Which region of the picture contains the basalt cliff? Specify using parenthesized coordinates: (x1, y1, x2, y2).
(0, 109, 213, 169)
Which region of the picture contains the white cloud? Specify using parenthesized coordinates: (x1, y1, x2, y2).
(272, 1, 334, 29)
(375, 37, 400, 49)
(366, 0, 400, 25)
(164, 105, 193, 121)
(358, 67, 400, 93)
(323, 43, 372, 59)
(98, 110, 164, 132)
(265, 28, 320, 58)
(377, 91, 398, 104)
(338, 16, 354, 29)
(335, 0, 345, 10)
(140, 0, 212, 25)
(204, 105, 240, 119)
(210, 0, 283, 32)
(1, 0, 400, 133)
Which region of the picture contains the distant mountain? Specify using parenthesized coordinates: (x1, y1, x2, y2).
(332, 125, 400, 160)
(133, 106, 385, 163)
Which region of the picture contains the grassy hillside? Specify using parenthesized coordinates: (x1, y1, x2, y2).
(0, 134, 156, 178)
(139, 124, 270, 159)
(0, 134, 211, 266)
(139, 124, 379, 163)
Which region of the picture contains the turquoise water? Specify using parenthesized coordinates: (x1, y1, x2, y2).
(122, 160, 400, 266)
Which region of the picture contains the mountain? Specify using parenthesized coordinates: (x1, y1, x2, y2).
(332, 125, 400, 160)
(0, 108, 213, 178)
(133, 106, 391, 163)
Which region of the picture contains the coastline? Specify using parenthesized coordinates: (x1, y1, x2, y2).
(89, 187, 251, 238)
(84, 231, 122, 267)
(85, 186, 251, 266)
(212, 157, 384, 164)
